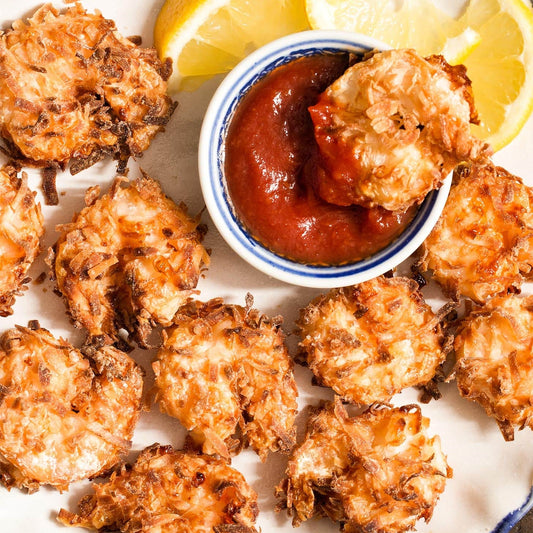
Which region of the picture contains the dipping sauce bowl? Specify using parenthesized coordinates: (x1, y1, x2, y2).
(199, 30, 451, 288)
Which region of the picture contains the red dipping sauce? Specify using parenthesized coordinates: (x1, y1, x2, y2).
(225, 53, 416, 265)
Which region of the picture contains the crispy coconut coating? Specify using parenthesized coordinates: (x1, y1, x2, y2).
(419, 163, 533, 304)
(0, 167, 43, 316)
(276, 398, 451, 533)
(297, 276, 446, 405)
(455, 294, 533, 441)
(309, 49, 492, 212)
(0, 3, 174, 172)
(0, 325, 143, 492)
(58, 443, 259, 532)
(153, 297, 298, 460)
(50, 173, 209, 347)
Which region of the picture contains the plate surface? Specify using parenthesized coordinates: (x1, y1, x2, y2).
(1, 1, 533, 532)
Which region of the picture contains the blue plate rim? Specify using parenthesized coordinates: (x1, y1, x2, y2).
(491, 486, 533, 533)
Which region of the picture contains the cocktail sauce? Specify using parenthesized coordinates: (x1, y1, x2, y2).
(225, 53, 415, 265)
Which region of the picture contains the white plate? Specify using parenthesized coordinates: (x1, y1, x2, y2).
(1, 1, 533, 532)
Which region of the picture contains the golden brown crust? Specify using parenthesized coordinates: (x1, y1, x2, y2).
(0, 326, 143, 491)
(309, 49, 492, 211)
(0, 167, 44, 316)
(0, 3, 175, 172)
(455, 294, 533, 440)
(425, 55, 480, 125)
(297, 276, 446, 405)
(153, 297, 298, 460)
(49, 172, 209, 347)
(276, 398, 451, 533)
(419, 162, 533, 303)
(58, 443, 259, 532)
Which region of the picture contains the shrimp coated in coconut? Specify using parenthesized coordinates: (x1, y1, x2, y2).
(419, 163, 533, 304)
(0, 167, 43, 316)
(0, 3, 175, 173)
(153, 297, 298, 460)
(309, 49, 492, 211)
(0, 325, 143, 492)
(455, 294, 533, 441)
(49, 172, 209, 347)
(276, 398, 451, 533)
(58, 443, 259, 532)
(297, 276, 447, 405)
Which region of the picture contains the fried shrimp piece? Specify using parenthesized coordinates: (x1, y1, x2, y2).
(0, 325, 143, 492)
(153, 297, 298, 460)
(419, 163, 533, 304)
(297, 276, 447, 405)
(276, 399, 451, 533)
(58, 443, 259, 532)
(49, 172, 209, 347)
(309, 49, 492, 212)
(455, 294, 533, 441)
(0, 3, 174, 173)
(0, 167, 43, 316)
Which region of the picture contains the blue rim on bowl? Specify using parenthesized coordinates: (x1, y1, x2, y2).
(198, 30, 451, 288)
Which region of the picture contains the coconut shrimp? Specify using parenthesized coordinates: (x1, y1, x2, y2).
(277, 398, 451, 533)
(153, 296, 298, 460)
(419, 162, 533, 304)
(0, 166, 43, 316)
(455, 294, 533, 441)
(58, 443, 259, 532)
(0, 3, 174, 173)
(297, 276, 448, 405)
(0, 325, 143, 492)
(49, 172, 209, 347)
(309, 49, 491, 211)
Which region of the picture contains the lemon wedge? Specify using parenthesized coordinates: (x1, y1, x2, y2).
(457, 0, 533, 150)
(305, 0, 464, 56)
(305, 0, 533, 150)
(440, 27, 481, 65)
(154, 0, 309, 91)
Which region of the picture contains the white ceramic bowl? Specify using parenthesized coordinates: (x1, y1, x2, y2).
(198, 30, 451, 288)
